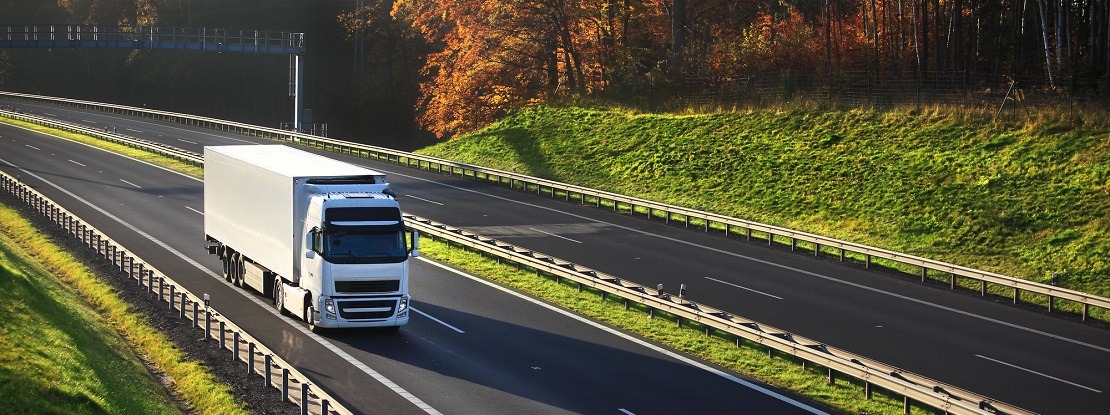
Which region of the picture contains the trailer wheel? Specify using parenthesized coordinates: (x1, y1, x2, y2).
(233, 254, 245, 288)
(221, 254, 231, 283)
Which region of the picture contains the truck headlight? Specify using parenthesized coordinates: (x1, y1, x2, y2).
(324, 298, 336, 320)
(396, 296, 409, 317)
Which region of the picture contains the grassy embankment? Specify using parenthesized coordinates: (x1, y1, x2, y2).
(0, 117, 240, 414)
(417, 105, 1109, 316)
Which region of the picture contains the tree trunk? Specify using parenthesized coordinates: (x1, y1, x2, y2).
(670, 0, 686, 75)
(1037, 0, 1058, 86)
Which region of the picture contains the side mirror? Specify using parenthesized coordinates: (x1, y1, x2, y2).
(305, 250, 316, 259)
(409, 230, 420, 257)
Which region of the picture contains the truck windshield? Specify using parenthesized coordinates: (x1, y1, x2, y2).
(321, 225, 407, 264)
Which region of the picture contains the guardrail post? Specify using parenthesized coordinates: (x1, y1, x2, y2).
(1082, 303, 1089, 322)
(265, 354, 273, 387)
(147, 271, 154, 295)
(920, 266, 927, 283)
(864, 381, 872, 399)
(301, 383, 309, 415)
(322, 399, 329, 415)
(248, 342, 256, 374)
(158, 277, 164, 301)
(282, 368, 289, 402)
(179, 293, 186, 318)
(980, 280, 986, 296)
(1048, 295, 1055, 313)
(137, 263, 145, 286)
(168, 284, 175, 309)
(949, 274, 955, 289)
(233, 331, 240, 361)
(1013, 287, 1019, 304)
(864, 254, 871, 269)
(192, 302, 199, 328)
(828, 368, 835, 384)
(903, 396, 911, 414)
(205, 310, 212, 340)
(219, 321, 226, 349)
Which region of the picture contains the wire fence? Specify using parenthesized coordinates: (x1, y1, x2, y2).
(679, 70, 1110, 111)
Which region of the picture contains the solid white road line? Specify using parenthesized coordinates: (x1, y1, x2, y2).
(529, 227, 583, 244)
(974, 354, 1102, 393)
(412, 307, 465, 334)
(68, 159, 86, 167)
(406, 194, 445, 205)
(418, 257, 830, 415)
(0, 155, 442, 414)
(371, 165, 1110, 354)
(705, 276, 784, 300)
(119, 178, 142, 188)
(185, 206, 204, 215)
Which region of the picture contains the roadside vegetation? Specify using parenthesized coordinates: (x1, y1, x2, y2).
(416, 104, 1109, 307)
(0, 203, 246, 414)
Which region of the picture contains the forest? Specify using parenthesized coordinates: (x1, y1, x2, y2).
(1, 0, 1108, 143)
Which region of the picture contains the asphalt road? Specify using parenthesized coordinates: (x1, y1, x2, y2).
(4, 99, 1110, 414)
(0, 110, 828, 414)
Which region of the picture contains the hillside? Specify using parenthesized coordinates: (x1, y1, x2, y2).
(416, 105, 1109, 301)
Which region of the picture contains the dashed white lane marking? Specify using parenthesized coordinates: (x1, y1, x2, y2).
(412, 307, 465, 334)
(25, 144, 40, 150)
(185, 206, 204, 215)
(975, 354, 1102, 393)
(178, 138, 197, 145)
(618, 409, 636, 415)
(406, 194, 444, 205)
(81, 119, 98, 124)
(119, 178, 142, 188)
(704, 276, 784, 300)
(68, 159, 86, 167)
(529, 227, 583, 244)
(127, 128, 144, 133)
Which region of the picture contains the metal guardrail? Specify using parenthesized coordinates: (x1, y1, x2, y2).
(2, 90, 1105, 323)
(402, 213, 1033, 415)
(0, 109, 1036, 414)
(0, 170, 351, 415)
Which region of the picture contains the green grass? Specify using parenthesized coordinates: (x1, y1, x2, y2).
(0, 203, 247, 415)
(416, 104, 1110, 312)
(420, 236, 936, 414)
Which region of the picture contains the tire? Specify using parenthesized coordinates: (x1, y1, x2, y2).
(306, 305, 322, 333)
(222, 254, 232, 282)
(274, 280, 290, 316)
(234, 254, 245, 288)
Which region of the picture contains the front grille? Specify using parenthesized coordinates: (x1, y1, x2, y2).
(335, 280, 400, 294)
(338, 299, 395, 320)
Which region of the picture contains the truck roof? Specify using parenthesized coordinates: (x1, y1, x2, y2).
(205, 145, 386, 181)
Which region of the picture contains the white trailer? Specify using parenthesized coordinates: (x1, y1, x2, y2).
(204, 145, 416, 331)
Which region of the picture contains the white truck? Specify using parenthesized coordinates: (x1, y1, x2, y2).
(204, 145, 416, 331)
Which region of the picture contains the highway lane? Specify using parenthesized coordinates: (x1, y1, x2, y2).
(5, 99, 1110, 413)
(1, 121, 825, 414)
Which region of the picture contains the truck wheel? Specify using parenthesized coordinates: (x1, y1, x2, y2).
(222, 255, 231, 283)
(274, 280, 290, 316)
(306, 305, 322, 333)
(234, 254, 245, 288)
